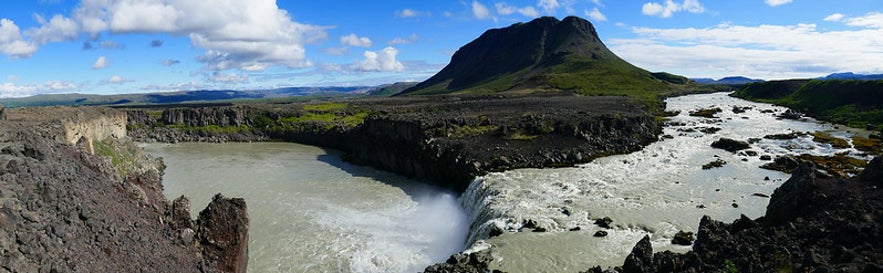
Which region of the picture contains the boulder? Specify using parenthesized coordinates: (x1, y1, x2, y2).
(711, 138, 750, 153)
(622, 235, 653, 273)
(423, 249, 498, 273)
(594, 217, 613, 229)
(859, 157, 882, 186)
(198, 194, 249, 273)
(672, 231, 694, 246)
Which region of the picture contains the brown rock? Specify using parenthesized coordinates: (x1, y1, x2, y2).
(198, 194, 249, 273)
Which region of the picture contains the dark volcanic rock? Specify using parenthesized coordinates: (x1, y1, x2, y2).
(593, 230, 608, 237)
(672, 231, 694, 246)
(701, 159, 727, 170)
(622, 235, 653, 273)
(711, 137, 750, 152)
(423, 250, 502, 273)
(593, 160, 883, 272)
(0, 107, 248, 273)
(689, 107, 722, 118)
(0, 104, 5, 120)
(198, 194, 249, 273)
(594, 217, 613, 229)
(859, 156, 883, 186)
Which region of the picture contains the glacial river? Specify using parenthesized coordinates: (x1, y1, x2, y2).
(461, 92, 873, 272)
(142, 143, 468, 273)
(144, 92, 872, 273)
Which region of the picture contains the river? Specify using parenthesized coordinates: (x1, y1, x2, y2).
(142, 142, 468, 273)
(460, 92, 873, 272)
(144, 92, 871, 273)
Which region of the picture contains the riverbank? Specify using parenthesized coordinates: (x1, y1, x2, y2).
(0, 107, 248, 273)
(125, 95, 662, 192)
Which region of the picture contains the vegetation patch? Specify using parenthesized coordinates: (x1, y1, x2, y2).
(851, 136, 883, 155)
(94, 139, 139, 178)
(450, 125, 499, 138)
(810, 131, 851, 149)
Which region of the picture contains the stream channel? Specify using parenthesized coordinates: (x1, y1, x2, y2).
(144, 92, 873, 273)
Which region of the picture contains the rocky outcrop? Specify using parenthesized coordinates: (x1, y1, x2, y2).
(0, 106, 249, 273)
(198, 194, 249, 273)
(710, 137, 750, 153)
(423, 249, 501, 273)
(594, 158, 883, 272)
(0, 104, 5, 120)
(127, 95, 661, 191)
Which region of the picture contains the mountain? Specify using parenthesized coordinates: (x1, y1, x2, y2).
(367, 82, 418, 96)
(400, 16, 680, 100)
(693, 76, 764, 85)
(0, 86, 376, 108)
(821, 72, 883, 81)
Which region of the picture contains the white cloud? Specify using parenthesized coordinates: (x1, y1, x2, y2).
(26, 14, 80, 45)
(764, 0, 793, 7)
(103, 75, 133, 84)
(585, 8, 607, 22)
(340, 33, 372, 47)
(591, 0, 604, 6)
(608, 22, 883, 79)
(472, 1, 491, 20)
(350, 47, 405, 72)
(824, 13, 845, 22)
(0, 19, 37, 58)
(642, 0, 705, 18)
(397, 9, 429, 18)
(0, 80, 78, 98)
(389, 34, 419, 45)
(67, 0, 327, 71)
(92, 56, 108, 69)
(495, 2, 539, 17)
(207, 72, 248, 83)
(846, 12, 883, 29)
(538, 0, 560, 13)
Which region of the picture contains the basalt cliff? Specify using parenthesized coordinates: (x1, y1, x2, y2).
(0, 106, 248, 273)
(126, 95, 660, 192)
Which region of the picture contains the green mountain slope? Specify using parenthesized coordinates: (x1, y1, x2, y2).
(399, 16, 683, 107)
(733, 79, 883, 129)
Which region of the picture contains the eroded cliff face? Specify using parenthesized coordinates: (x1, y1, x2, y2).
(0, 106, 249, 273)
(125, 95, 662, 191)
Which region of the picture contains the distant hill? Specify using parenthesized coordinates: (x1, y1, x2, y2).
(399, 16, 687, 106)
(733, 79, 883, 129)
(693, 76, 764, 85)
(0, 86, 381, 108)
(820, 72, 883, 81)
(367, 82, 418, 96)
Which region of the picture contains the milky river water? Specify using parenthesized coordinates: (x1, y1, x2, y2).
(143, 92, 873, 273)
(461, 92, 873, 272)
(142, 143, 468, 273)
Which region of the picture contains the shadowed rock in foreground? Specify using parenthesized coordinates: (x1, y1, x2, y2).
(584, 157, 883, 273)
(0, 106, 248, 273)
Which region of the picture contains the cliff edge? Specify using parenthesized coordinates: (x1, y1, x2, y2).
(0, 106, 248, 273)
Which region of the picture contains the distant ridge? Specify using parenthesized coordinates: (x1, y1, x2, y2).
(820, 72, 883, 81)
(693, 76, 764, 85)
(400, 16, 681, 98)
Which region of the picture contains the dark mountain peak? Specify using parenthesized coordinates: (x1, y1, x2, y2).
(401, 16, 649, 95)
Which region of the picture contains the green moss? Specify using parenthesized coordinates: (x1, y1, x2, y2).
(506, 131, 538, 140)
(303, 102, 348, 112)
(810, 131, 850, 149)
(450, 125, 499, 138)
(93, 139, 138, 178)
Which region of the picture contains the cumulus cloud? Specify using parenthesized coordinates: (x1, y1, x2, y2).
(64, 0, 326, 71)
(608, 22, 883, 79)
(495, 2, 540, 17)
(824, 13, 845, 22)
(846, 12, 883, 29)
(26, 14, 79, 45)
(0, 80, 78, 98)
(585, 7, 607, 22)
(340, 33, 372, 47)
(92, 56, 108, 69)
(764, 0, 793, 7)
(102, 75, 132, 84)
(389, 34, 419, 45)
(472, 1, 491, 20)
(538, 0, 560, 13)
(350, 47, 405, 72)
(642, 0, 705, 18)
(0, 19, 37, 58)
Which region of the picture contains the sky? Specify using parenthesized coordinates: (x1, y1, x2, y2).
(0, 0, 881, 97)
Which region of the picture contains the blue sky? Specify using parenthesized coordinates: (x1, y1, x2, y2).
(1, 0, 881, 97)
